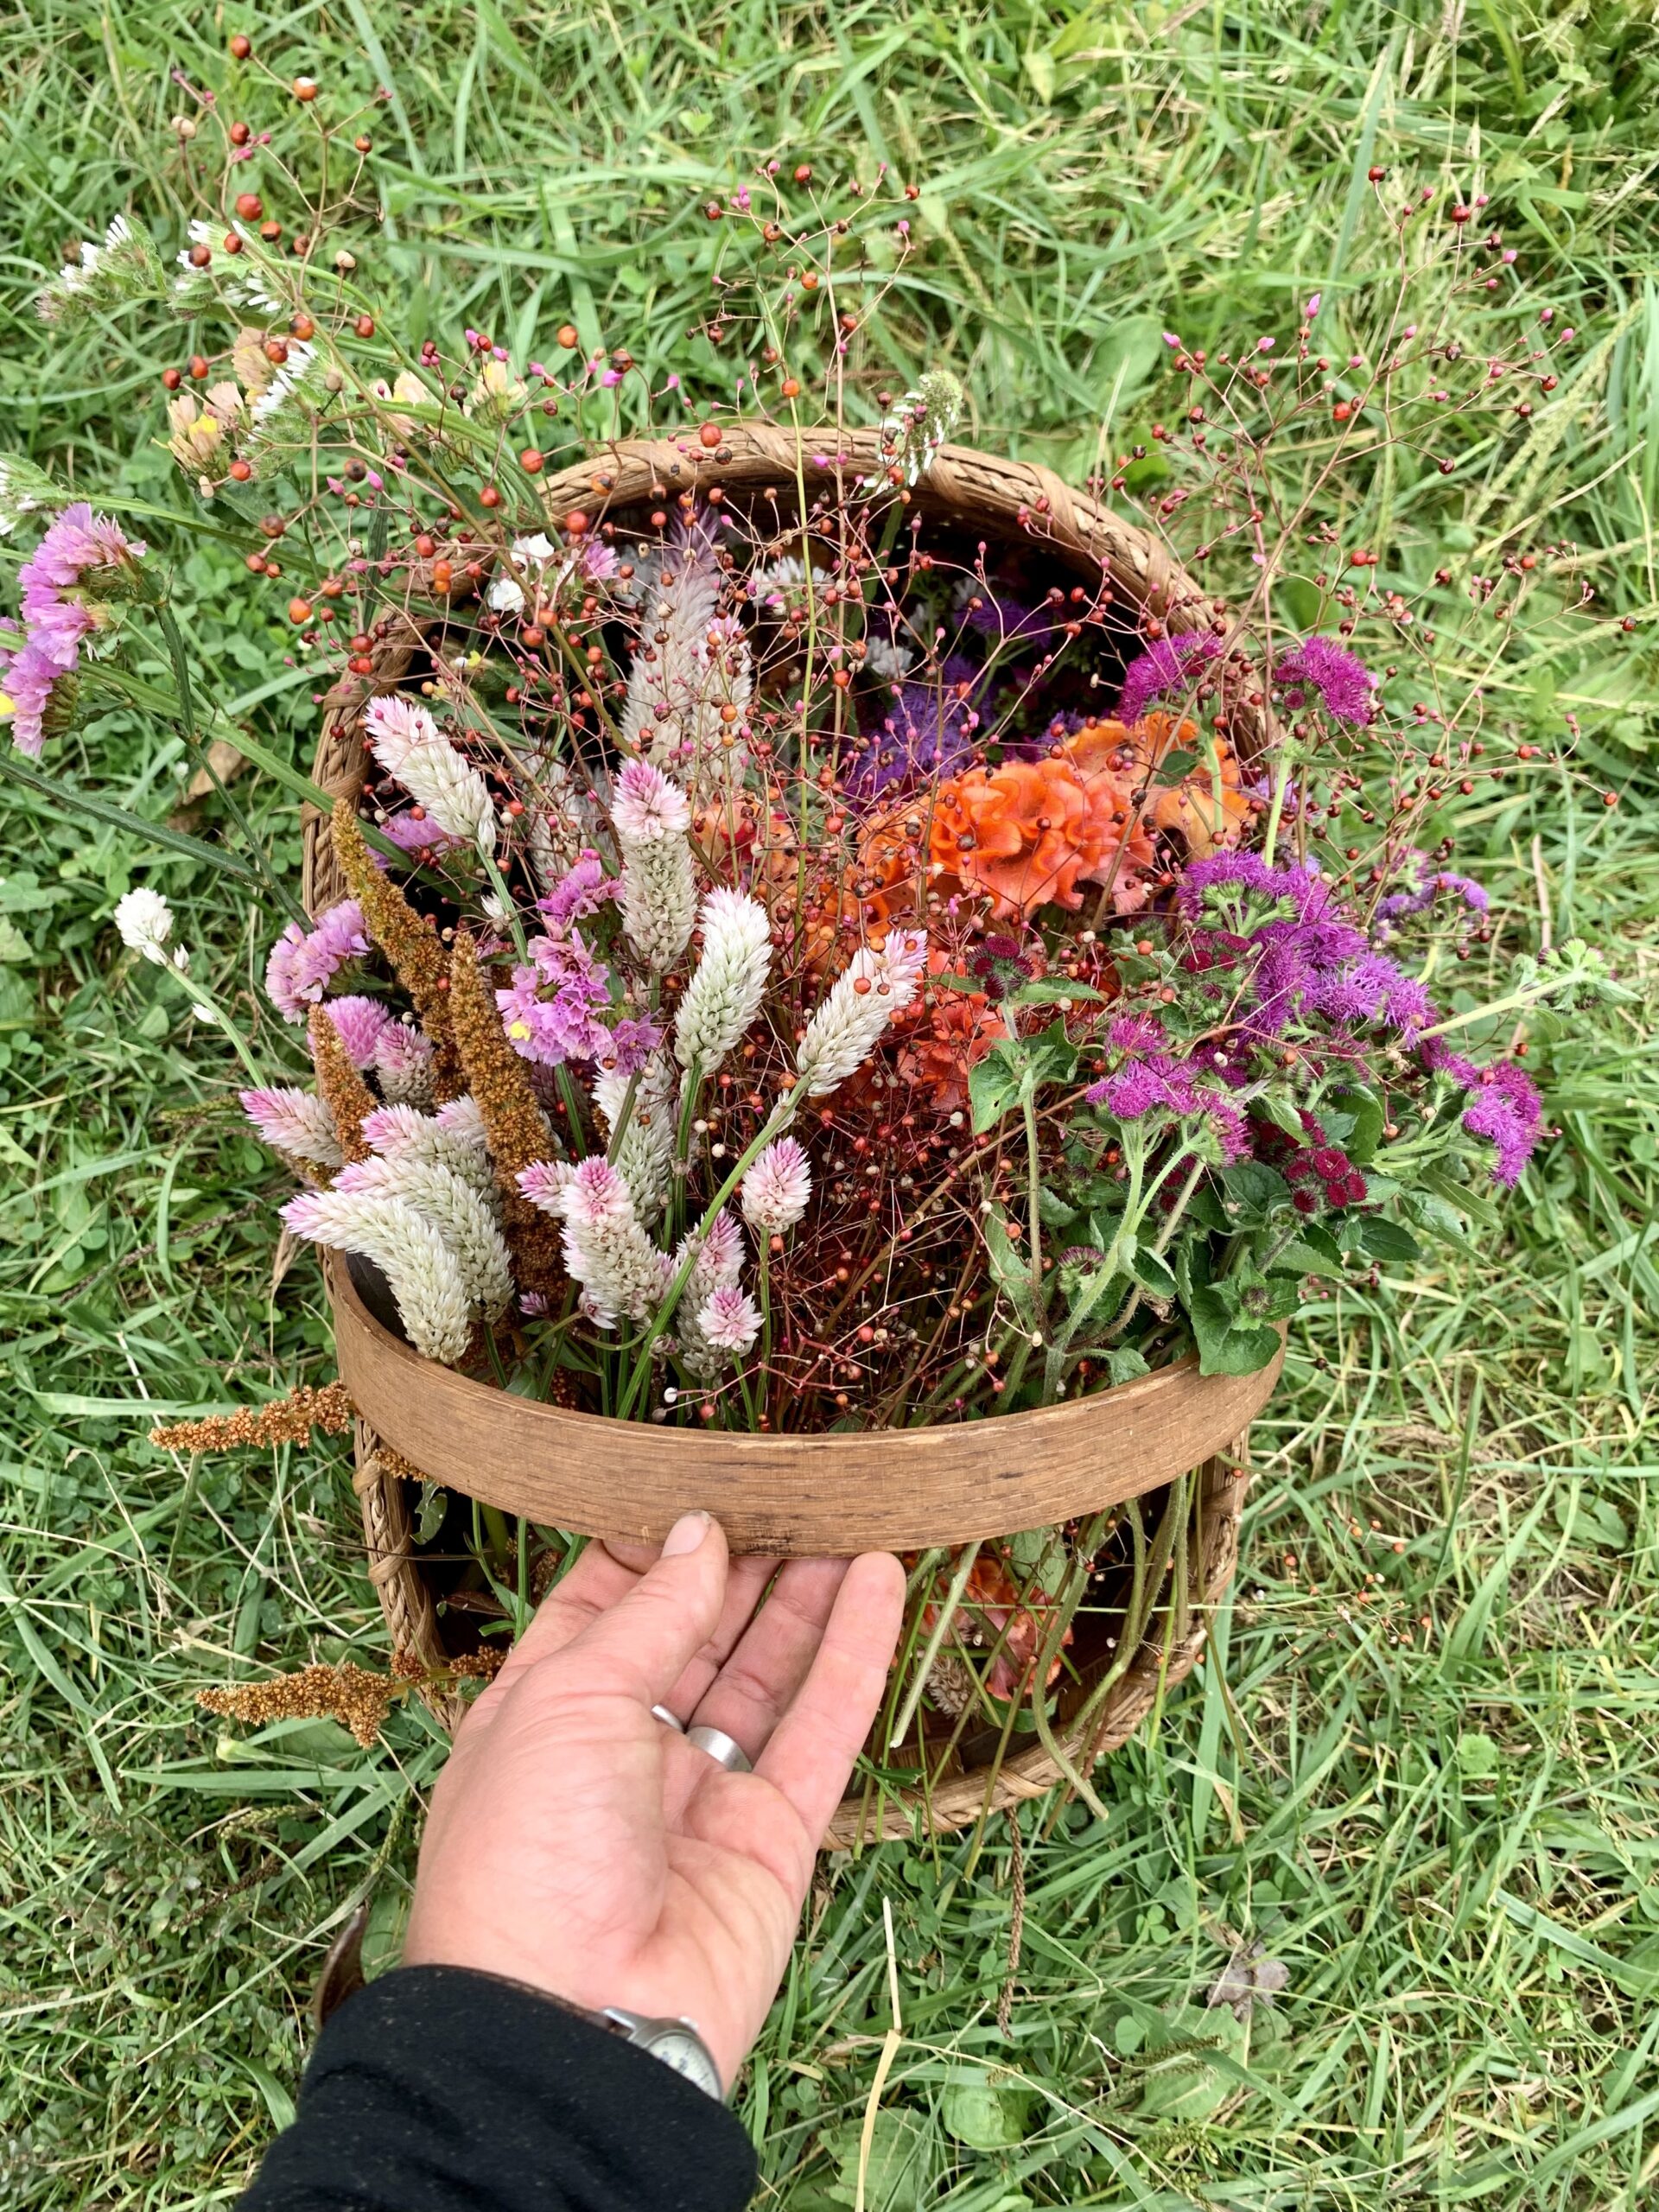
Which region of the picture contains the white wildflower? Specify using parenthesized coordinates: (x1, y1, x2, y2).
(593, 1051, 677, 1227)
(862, 632, 915, 683)
(674, 889, 771, 1077)
(869, 369, 965, 486)
(610, 758, 696, 973)
(238, 1087, 341, 1174)
(283, 1189, 474, 1363)
(114, 887, 188, 971)
(741, 1136, 811, 1235)
(37, 213, 166, 327)
(486, 532, 558, 614)
(0, 453, 60, 537)
(335, 1154, 513, 1318)
(365, 694, 499, 853)
(794, 930, 929, 1096)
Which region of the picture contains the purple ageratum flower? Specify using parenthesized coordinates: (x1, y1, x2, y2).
(1374, 852, 1491, 937)
(1427, 1044, 1543, 1187)
(537, 850, 614, 932)
(1084, 1011, 1245, 1156)
(1116, 632, 1222, 723)
(1273, 635, 1377, 726)
(264, 899, 371, 1021)
(845, 664, 977, 798)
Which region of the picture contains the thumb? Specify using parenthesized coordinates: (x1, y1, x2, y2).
(558, 1511, 732, 1707)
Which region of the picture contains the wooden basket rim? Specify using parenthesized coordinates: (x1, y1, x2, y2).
(329, 1254, 1280, 1556)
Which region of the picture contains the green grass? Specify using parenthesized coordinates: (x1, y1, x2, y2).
(3, 2, 1658, 2205)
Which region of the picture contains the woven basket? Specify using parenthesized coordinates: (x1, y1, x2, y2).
(303, 425, 1268, 1841)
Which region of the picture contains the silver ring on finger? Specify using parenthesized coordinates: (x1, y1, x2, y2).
(652, 1704, 686, 1733)
(685, 1724, 751, 1774)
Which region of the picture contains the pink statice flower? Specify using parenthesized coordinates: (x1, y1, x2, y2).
(18, 503, 146, 670)
(264, 899, 370, 1021)
(1, 635, 64, 755)
(537, 850, 613, 931)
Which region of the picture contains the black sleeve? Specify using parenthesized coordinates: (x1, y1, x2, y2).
(241, 1965, 758, 2212)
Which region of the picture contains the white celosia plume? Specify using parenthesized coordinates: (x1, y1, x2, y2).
(674, 890, 771, 1076)
(794, 931, 929, 1096)
(365, 695, 499, 853)
(593, 1051, 677, 1226)
(360, 1101, 493, 1198)
(373, 1022, 436, 1108)
(695, 1283, 761, 1356)
(283, 1190, 474, 1363)
(239, 1087, 341, 1174)
(671, 1209, 750, 1379)
(334, 1154, 512, 1317)
(523, 1155, 670, 1328)
(610, 759, 696, 974)
(741, 1136, 811, 1235)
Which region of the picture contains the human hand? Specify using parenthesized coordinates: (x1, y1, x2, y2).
(402, 1513, 906, 2088)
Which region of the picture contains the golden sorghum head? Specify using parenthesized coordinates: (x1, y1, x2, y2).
(150, 1381, 355, 1453)
(200, 1647, 504, 1748)
(448, 928, 565, 1296)
(309, 1005, 376, 1164)
(330, 800, 463, 1099)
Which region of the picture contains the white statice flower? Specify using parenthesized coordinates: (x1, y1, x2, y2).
(283, 1189, 474, 1363)
(466, 356, 528, 423)
(372, 1022, 435, 1109)
(610, 758, 696, 974)
(868, 369, 966, 487)
(674, 890, 771, 1076)
(114, 887, 188, 970)
(741, 1136, 811, 1236)
(862, 632, 915, 683)
(173, 221, 284, 316)
(0, 452, 60, 537)
(360, 1099, 493, 1198)
(335, 1154, 512, 1318)
(486, 532, 558, 615)
(696, 1283, 761, 1355)
(593, 1051, 677, 1228)
(794, 930, 929, 1096)
(526, 1155, 670, 1329)
(238, 1086, 341, 1174)
(37, 213, 166, 327)
(365, 694, 499, 853)
(750, 556, 809, 607)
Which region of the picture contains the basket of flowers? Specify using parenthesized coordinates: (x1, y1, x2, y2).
(14, 154, 1612, 1844)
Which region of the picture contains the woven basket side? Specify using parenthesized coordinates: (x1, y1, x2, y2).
(352, 1425, 1250, 1846)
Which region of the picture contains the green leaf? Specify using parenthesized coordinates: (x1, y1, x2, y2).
(1150, 747, 1199, 783)
(0, 753, 263, 887)
(1253, 1091, 1306, 1141)
(1106, 1344, 1151, 1385)
(1355, 1215, 1423, 1264)
(1007, 976, 1105, 1007)
(968, 1041, 1027, 1134)
(982, 1209, 1039, 1327)
(1274, 1236, 1345, 1281)
(1220, 1161, 1293, 1225)
(940, 2076, 1032, 2150)
(1334, 1084, 1386, 1165)
(1129, 1246, 1178, 1300)
(0, 916, 31, 963)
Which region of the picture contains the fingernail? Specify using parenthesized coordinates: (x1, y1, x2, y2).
(662, 1510, 710, 1559)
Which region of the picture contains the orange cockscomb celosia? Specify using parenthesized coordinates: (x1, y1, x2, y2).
(894, 948, 1007, 1114)
(1064, 711, 1252, 858)
(930, 752, 1153, 919)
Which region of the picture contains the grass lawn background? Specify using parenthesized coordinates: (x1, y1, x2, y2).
(2, 2, 1656, 2204)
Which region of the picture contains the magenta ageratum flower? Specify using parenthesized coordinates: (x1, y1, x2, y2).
(1273, 636, 1377, 725)
(1116, 632, 1222, 723)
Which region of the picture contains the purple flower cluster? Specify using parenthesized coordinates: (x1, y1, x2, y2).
(3, 503, 145, 753)
(1374, 851, 1490, 938)
(376, 809, 463, 865)
(1179, 851, 1433, 1042)
(1427, 1045, 1542, 1186)
(846, 661, 978, 798)
(265, 899, 371, 1020)
(1273, 635, 1377, 725)
(1116, 632, 1222, 723)
(497, 930, 660, 1076)
(1084, 1014, 1250, 1160)
(538, 850, 614, 931)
